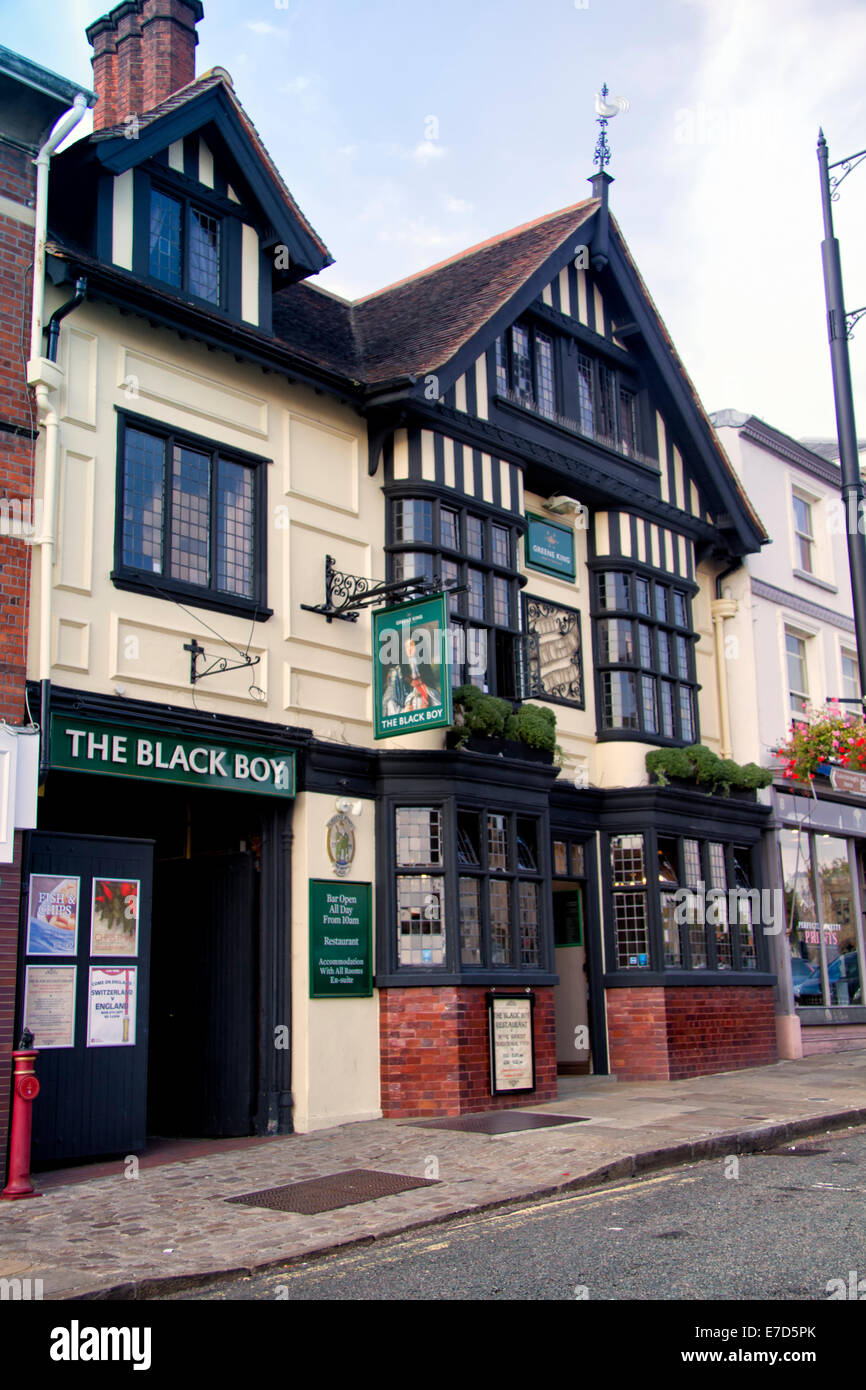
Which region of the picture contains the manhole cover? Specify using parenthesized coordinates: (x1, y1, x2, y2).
(225, 1168, 439, 1215)
(409, 1111, 590, 1134)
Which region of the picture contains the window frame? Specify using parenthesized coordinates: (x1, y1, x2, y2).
(590, 561, 699, 745)
(380, 793, 554, 983)
(784, 625, 810, 720)
(496, 320, 560, 420)
(604, 828, 766, 979)
(385, 489, 524, 697)
(147, 176, 227, 310)
(112, 409, 271, 620)
(791, 491, 815, 575)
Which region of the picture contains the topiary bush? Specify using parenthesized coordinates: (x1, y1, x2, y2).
(646, 744, 773, 796)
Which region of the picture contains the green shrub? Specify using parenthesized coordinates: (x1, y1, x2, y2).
(452, 689, 557, 752)
(508, 703, 557, 751)
(645, 744, 772, 795)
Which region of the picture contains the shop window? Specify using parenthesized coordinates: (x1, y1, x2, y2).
(149, 185, 222, 307)
(610, 833, 649, 968)
(523, 597, 584, 707)
(592, 567, 698, 742)
(782, 828, 863, 1008)
(386, 495, 521, 696)
(395, 807, 446, 966)
(114, 413, 267, 618)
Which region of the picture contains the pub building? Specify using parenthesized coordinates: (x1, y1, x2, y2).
(7, 0, 780, 1169)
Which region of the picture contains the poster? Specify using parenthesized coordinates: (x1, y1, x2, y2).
(87, 966, 137, 1047)
(309, 881, 372, 998)
(488, 994, 535, 1094)
(373, 592, 452, 739)
(90, 878, 140, 957)
(23, 965, 76, 1048)
(26, 874, 80, 956)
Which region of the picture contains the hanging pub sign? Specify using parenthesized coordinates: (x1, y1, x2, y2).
(372, 592, 452, 740)
(308, 880, 372, 998)
(524, 514, 576, 580)
(488, 992, 536, 1095)
(49, 716, 295, 798)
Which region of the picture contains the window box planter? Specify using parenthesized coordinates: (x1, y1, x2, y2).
(645, 745, 772, 799)
(445, 729, 555, 763)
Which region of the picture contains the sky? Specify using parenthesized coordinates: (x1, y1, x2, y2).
(4, 0, 866, 440)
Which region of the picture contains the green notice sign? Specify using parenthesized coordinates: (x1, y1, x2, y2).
(372, 591, 452, 740)
(309, 880, 372, 998)
(49, 715, 295, 797)
(525, 513, 576, 579)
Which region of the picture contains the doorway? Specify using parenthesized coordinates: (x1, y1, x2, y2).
(551, 836, 593, 1075)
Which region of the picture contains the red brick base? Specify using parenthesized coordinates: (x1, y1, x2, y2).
(606, 986, 777, 1081)
(379, 986, 557, 1117)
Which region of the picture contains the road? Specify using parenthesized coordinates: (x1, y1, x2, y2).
(153, 1125, 866, 1301)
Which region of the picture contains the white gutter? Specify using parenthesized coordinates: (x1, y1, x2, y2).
(29, 92, 87, 362)
(27, 93, 88, 687)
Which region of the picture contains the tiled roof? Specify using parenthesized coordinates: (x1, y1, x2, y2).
(273, 200, 599, 385)
(90, 68, 331, 264)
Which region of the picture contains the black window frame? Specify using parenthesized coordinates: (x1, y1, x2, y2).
(383, 795, 552, 980)
(576, 349, 644, 458)
(590, 561, 699, 745)
(603, 829, 766, 979)
(112, 409, 271, 620)
(495, 320, 561, 421)
(146, 176, 227, 310)
(385, 489, 525, 697)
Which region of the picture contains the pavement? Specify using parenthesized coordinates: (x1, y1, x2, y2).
(1, 1050, 865, 1301)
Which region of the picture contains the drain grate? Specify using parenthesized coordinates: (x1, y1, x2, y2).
(226, 1168, 439, 1215)
(410, 1111, 590, 1135)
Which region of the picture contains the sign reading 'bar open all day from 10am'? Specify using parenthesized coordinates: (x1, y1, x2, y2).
(49, 716, 295, 797)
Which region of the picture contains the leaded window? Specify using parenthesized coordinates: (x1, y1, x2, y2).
(386, 496, 522, 696)
(593, 567, 698, 742)
(149, 186, 222, 306)
(116, 413, 265, 614)
(495, 322, 559, 419)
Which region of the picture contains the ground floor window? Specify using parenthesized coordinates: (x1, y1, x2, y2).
(781, 828, 863, 1007)
(608, 830, 761, 972)
(392, 801, 549, 973)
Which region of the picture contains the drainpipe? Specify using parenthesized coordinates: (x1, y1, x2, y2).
(29, 94, 87, 363)
(711, 560, 741, 759)
(27, 93, 87, 773)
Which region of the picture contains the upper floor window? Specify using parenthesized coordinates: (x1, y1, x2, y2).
(785, 628, 810, 718)
(592, 567, 698, 742)
(841, 648, 860, 705)
(386, 495, 522, 696)
(495, 323, 557, 419)
(113, 413, 268, 618)
(577, 352, 641, 458)
(792, 493, 814, 574)
(149, 186, 222, 306)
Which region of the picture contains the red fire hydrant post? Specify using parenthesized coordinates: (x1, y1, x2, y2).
(1, 1047, 41, 1200)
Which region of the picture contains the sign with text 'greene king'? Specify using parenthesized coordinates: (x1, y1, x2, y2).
(373, 592, 452, 740)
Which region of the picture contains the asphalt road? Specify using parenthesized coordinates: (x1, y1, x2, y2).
(154, 1125, 866, 1302)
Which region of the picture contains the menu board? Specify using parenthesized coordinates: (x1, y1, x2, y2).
(23, 965, 77, 1048)
(488, 994, 535, 1094)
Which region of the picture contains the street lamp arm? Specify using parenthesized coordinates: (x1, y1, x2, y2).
(829, 146, 866, 199)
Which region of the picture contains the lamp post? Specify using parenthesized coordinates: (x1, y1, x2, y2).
(817, 129, 866, 709)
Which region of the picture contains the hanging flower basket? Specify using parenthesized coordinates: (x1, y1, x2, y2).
(774, 704, 866, 786)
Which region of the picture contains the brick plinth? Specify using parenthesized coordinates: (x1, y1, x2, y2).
(379, 986, 557, 1117)
(606, 986, 777, 1081)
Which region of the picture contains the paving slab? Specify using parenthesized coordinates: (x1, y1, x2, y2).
(0, 1052, 864, 1300)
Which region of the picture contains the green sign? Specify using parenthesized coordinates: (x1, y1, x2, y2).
(309, 880, 372, 998)
(372, 591, 452, 740)
(525, 513, 576, 579)
(49, 716, 295, 798)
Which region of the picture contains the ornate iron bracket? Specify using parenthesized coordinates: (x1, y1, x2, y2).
(183, 637, 262, 686)
(300, 555, 460, 623)
(846, 306, 866, 339)
(829, 147, 866, 199)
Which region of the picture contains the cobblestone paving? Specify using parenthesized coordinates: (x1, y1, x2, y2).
(1, 1053, 864, 1299)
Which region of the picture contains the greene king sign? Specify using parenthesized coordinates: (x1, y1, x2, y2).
(49, 716, 295, 797)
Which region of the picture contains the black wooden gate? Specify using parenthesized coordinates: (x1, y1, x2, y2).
(18, 831, 154, 1164)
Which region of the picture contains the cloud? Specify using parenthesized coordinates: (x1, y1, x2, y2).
(339, 145, 357, 158)
(280, 76, 311, 95)
(246, 21, 287, 38)
(445, 194, 472, 214)
(412, 140, 447, 164)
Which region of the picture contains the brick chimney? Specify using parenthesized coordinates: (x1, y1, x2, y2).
(86, 0, 203, 132)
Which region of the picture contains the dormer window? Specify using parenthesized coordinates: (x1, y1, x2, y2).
(495, 323, 557, 420)
(149, 186, 222, 306)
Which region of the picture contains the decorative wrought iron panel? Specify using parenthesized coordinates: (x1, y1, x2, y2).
(523, 596, 584, 707)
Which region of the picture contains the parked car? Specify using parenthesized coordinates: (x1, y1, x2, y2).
(795, 951, 861, 1005)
